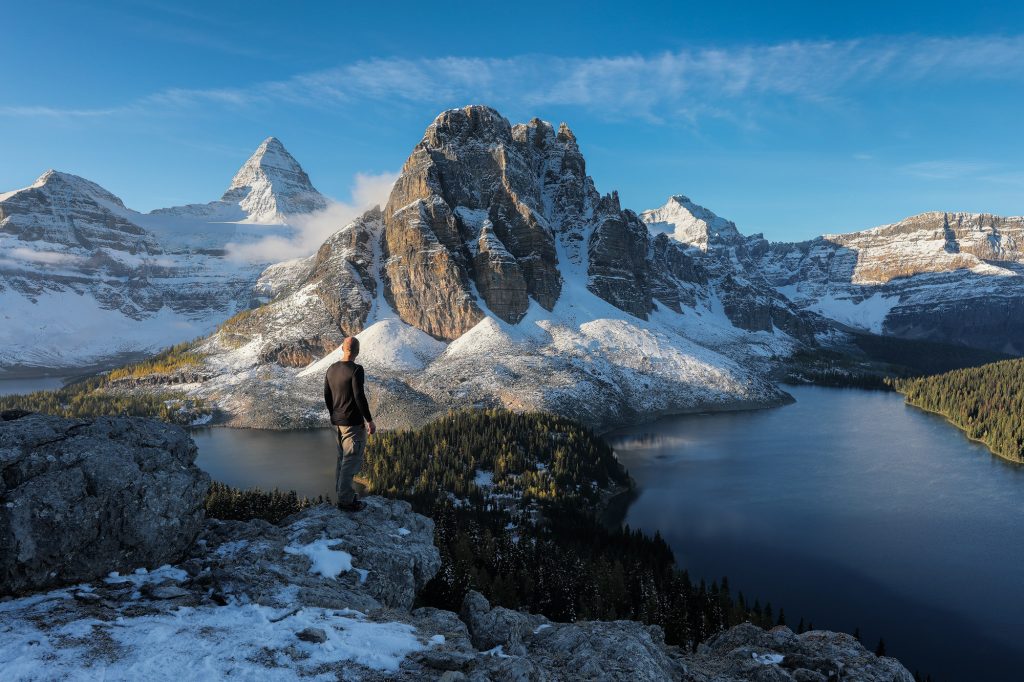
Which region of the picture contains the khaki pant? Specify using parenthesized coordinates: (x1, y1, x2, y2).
(335, 424, 366, 505)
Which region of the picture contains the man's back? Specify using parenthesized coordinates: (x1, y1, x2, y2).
(324, 360, 373, 426)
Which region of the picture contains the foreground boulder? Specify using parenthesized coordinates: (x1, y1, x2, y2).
(0, 414, 209, 594)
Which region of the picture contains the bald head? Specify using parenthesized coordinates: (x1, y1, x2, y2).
(341, 336, 360, 359)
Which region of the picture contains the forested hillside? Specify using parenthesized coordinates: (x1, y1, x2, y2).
(360, 409, 788, 651)
(891, 359, 1024, 463)
(0, 343, 210, 425)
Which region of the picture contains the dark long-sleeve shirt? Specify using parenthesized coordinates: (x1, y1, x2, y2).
(324, 360, 373, 426)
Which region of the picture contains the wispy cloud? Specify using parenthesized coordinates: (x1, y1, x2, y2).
(5, 248, 85, 266)
(0, 105, 132, 118)
(901, 160, 992, 180)
(225, 171, 397, 263)
(5, 35, 1024, 123)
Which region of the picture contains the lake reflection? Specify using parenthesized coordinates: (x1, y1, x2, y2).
(608, 386, 1024, 681)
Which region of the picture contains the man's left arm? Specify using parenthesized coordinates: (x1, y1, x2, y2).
(354, 366, 376, 434)
(323, 373, 334, 415)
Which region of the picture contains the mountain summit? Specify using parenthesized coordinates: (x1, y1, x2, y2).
(221, 137, 328, 222)
(0, 169, 158, 254)
(641, 195, 741, 252)
(149, 137, 328, 224)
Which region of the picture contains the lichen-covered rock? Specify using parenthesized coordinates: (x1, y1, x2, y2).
(686, 622, 915, 682)
(0, 414, 209, 595)
(455, 590, 687, 681)
(195, 498, 439, 612)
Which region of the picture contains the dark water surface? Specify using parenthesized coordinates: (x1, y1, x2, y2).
(0, 377, 68, 396)
(608, 386, 1023, 681)
(191, 387, 1022, 680)
(193, 427, 340, 500)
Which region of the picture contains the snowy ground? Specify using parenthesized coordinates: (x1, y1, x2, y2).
(0, 500, 445, 681)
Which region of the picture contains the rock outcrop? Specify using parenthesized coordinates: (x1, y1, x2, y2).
(0, 496, 916, 680)
(194, 500, 439, 613)
(689, 622, 914, 682)
(0, 419, 913, 679)
(0, 414, 209, 594)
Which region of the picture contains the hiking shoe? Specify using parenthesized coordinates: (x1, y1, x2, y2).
(337, 499, 366, 512)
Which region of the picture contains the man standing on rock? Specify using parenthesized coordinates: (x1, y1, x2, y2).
(324, 337, 376, 512)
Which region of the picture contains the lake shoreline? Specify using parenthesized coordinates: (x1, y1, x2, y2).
(898, 396, 1024, 466)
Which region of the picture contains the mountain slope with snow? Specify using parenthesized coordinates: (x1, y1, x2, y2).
(0, 140, 329, 371)
(113, 107, 811, 430)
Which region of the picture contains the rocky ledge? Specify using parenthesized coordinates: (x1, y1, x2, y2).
(0, 416, 914, 680)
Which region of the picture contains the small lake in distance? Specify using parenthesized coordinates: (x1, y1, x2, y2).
(0, 377, 68, 396)
(185, 385, 1021, 680)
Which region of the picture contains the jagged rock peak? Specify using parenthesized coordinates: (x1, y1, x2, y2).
(557, 121, 577, 144)
(422, 105, 513, 148)
(641, 194, 741, 251)
(222, 136, 328, 222)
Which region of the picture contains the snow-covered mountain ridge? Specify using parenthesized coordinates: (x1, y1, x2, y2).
(0, 139, 328, 371)
(643, 195, 1024, 354)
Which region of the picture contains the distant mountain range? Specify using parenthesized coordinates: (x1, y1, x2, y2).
(0, 138, 327, 370)
(2, 105, 1021, 428)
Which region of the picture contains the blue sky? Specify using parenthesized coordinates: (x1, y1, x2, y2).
(3, 0, 1024, 242)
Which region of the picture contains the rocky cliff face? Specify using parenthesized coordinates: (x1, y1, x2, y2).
(383, 108, 577, 336)
(0, 139, 329, 371)
(378, 107, 729, 338)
